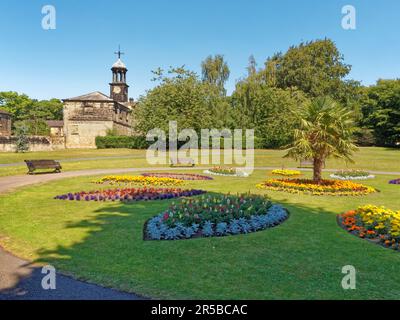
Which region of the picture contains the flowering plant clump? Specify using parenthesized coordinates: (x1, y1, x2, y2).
(141, 172, 213, 181)
(54, 187, 206, 202)
(256, 178, 377, 196)
(271, 169, 302, 176)
(330, 169, 375, 180)
(389, 178, 400, 185)
(93, 175, 184, 186)
(145, 194, 289, 240)
(338, 205, 400, 250)
(204, 167, 249, 177)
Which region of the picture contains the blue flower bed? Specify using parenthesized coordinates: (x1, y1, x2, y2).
(144, 194, 288, 240)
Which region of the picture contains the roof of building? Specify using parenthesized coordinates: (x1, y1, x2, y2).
(46, 120, 64, 127)
(0, 109, 10, 115)
(112, 58, 127, 69)
(63, 91, 114, 102)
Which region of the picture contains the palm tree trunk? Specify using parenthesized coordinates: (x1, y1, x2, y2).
(313, 157, 324, 183)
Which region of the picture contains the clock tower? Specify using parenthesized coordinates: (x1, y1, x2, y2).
(110, 47, 129, 103)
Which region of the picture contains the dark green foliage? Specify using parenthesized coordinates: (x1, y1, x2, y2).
(360, 79, 400, 147)
(95, 136, 150, 149)
(0, 92, 63, 134)
(14, 122, 29, 153)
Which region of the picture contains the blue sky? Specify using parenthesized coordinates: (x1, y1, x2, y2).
(0, 0, 399, 100)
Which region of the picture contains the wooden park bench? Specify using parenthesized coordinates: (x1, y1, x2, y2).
(24, 160, 62, 174)
(170, 157, 195, 167)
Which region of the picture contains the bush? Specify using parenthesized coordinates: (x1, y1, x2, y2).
(354, 128, 376, 147)
(95, 135, 149, 149)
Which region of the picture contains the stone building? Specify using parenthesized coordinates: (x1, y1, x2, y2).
(63, 52, 134, 148)
(0, 109, 12, 136)
(46, 120, 64, 137)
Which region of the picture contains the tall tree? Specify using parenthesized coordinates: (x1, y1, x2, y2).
(360, 79, 400, 147)
(0, 92, 63, 134)
(201, 54, 230, 95)
(231, 76, 309, 148)
(135, 66, 230, 135)
(285, 97, 358, 182)
(264, 39, 353, 100)
(247, 55, 257, 76)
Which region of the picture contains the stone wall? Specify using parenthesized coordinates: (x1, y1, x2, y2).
(64, 120, 114, 149)
(0, 136, 65, 152)
(0, 113, 12, 136)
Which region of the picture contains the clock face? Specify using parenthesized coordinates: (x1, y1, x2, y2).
(113, 86, 121, 94)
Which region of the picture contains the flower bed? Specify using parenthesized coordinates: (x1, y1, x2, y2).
(93, 175, 184, 186)
(330, 169, 375, 180)
(271, 169, 302, 176)
(338, 205, 400, 250)
(204, 167, 249, 177)
(256, 178, 377, 196)
(145, 194, 288, 240)
(54, 187, 206, 202)
(141, 172, 213, 180)
(389, 178, 400, 185)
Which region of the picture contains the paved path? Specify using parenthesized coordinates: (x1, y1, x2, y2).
(0, 248, 144, 300)
(0, 165, 398, 300)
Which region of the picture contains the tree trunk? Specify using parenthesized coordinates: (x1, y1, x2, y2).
(313, 157, 324, 183)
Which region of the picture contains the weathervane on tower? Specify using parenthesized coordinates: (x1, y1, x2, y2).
(114, 45, 124, 60)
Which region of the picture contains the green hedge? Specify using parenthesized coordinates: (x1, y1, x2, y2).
(95, 136, 150, 149)
(96, 135, 263, 149)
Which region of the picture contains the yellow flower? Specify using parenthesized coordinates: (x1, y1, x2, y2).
(93, 175, 184, 186)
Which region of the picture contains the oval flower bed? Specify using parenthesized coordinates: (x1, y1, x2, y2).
(338, 205, 400, 250)
(203, 166, 249, 177)
(330, 169, 375, 180)
(389, 178, 400, 185)
(141, 172, 213, 180)
(93, 175, 184, 186)
(256, 178, 377, 196)
(145, 194, 288, 240)
(54, 187, 206, 202)
(271, 169, 302, 177)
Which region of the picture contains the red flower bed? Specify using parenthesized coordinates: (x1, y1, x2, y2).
(141, 172, 213, 180)
(54, 187, 206, 202)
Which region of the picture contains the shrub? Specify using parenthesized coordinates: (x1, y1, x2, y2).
(95, 135, 150, 149)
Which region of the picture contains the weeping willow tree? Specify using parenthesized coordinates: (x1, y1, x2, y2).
(285, 97, 358, 183)
(201, 54, 230, 96)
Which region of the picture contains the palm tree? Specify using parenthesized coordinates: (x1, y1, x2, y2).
(285, 97, 358, 183)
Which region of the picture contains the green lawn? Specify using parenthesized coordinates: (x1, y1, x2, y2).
(0, 147, 399, 177)
(1, 167, 400, 299)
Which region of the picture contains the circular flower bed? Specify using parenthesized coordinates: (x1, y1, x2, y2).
(141, 172, 213, 180)
(54, 188, 206, 202)
(271, 169, 302, 176)
(145, 194, 288, 240)
(256, 178, 377, 196)
(389, 178, 400, 185)
(338, 205, 400, 250)
(204, 166, 249, 177)
(330, 169, 375, 180)
(93, 175, 184, 186)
